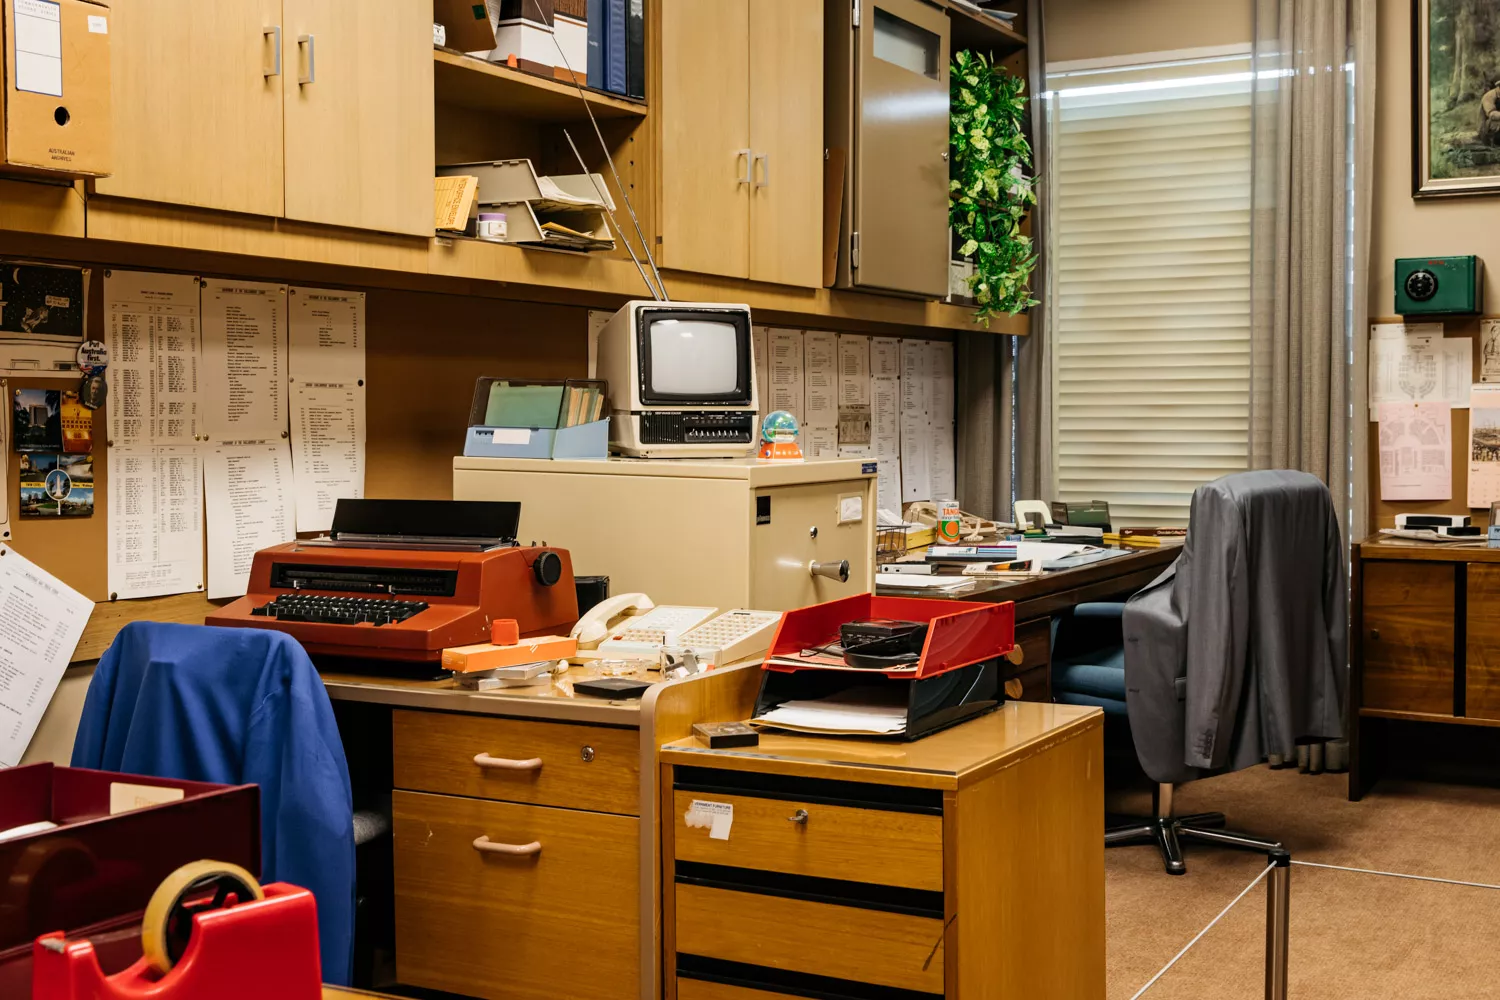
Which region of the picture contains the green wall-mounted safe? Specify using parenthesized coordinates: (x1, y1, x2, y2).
(1395, 256, 1485, 316)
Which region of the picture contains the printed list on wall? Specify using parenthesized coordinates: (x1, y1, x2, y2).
(103, 271, 366, 602)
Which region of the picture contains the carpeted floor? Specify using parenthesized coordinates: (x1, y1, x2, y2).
(1104, 767, 1500, 999)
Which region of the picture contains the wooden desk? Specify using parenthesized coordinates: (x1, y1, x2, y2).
(659, 702, 1106, 999)
(1350, 537, 1500, 799)
(321, 660, 763, 1000)
(879, 545, 1179, 700)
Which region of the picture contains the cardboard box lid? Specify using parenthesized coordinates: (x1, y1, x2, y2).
(434, 0, 497, 52)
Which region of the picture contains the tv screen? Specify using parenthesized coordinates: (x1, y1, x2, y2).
(647, 318, 743, 397)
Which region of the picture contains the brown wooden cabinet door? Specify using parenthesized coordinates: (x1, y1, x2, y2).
(96, 0, 285, 216)
(658, 0, 751, 278)
(281, 0, 434, 235)
(748, 0, 824, 288)
(1468, 565, 1500, 719)
(1362, 561, 1455, 715)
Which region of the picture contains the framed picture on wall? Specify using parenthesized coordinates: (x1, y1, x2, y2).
(1413, 0, 1500, 198)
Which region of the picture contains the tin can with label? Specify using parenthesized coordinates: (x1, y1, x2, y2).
(936, 499, 962, 543)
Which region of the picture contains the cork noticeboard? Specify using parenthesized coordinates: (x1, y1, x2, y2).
(2, 266, 588, 657)
(1368, 316, 1483, 530)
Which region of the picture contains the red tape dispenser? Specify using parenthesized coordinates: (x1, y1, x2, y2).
(31, 860, 322, 1000)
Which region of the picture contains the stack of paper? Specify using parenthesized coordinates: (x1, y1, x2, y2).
(874, 572, 973, 592)
(753, 688, 908, 736)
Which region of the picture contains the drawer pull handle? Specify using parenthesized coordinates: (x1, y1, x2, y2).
(473, 753, 543, 771)
(788, 809, 809, 824)
(472, 836, 542, 857)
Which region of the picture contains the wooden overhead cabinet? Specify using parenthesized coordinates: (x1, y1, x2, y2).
(658, 0, 823, 288)
(98, 0, 433, 236)
(96, 0, 285, 217)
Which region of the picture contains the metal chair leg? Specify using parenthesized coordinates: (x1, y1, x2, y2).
(1151, 816, 1187, 875)
(1105, 821, 1156, 845)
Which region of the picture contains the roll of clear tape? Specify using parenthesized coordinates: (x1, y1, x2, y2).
(140, 860, 264, 974)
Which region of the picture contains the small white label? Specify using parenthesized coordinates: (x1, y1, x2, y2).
(490, 427, 531, 445)
(838, 493, 864, 524)
(432, 21, 446, 46)
(14, 0, 63, 97)
(87, 13, 107, 33)
(109, 781, 185, 815)
(684, 799, 733, 840)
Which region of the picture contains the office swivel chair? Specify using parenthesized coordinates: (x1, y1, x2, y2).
(1051, 471, 1348, 875)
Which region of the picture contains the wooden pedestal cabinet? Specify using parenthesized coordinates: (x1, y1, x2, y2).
(1351, 539, 1500, 799)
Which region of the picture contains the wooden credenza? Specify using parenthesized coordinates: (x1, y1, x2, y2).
(659, 702, 1106, 999)
(1351, 538, 1500, 799)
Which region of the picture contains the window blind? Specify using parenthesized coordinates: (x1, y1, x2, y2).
(1046, 56, 1253, 528)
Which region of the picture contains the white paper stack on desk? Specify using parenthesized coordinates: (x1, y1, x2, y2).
(752, 687, 909, 736)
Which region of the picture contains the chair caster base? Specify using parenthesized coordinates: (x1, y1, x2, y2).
(1105, 811, 1280, 876)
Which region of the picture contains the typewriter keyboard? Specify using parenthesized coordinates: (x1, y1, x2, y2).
(250, 594, 429, 626)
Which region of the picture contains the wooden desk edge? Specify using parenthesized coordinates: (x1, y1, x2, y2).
(658, 704, 1104, 791)
(1356, 536, 1500, 563)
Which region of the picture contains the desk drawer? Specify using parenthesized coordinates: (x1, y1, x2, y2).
(678, 982, 806, 1000)
(675, 884, 944, 995)
(393, 710, 638, 815)
(393, 790, 638, 1000)
(671, 790, 942, 891)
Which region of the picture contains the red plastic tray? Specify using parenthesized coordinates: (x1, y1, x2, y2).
(763, 594, 1016, 679)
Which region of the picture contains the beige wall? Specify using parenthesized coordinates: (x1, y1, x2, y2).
(21, 665, 93, 766)
(1046, 0, 1252, 65)
(1371, 0, 1500, 314)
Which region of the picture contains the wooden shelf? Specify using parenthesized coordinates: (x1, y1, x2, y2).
(433, 48, 647, 121)
(72, 195, 1022, 335)
(944, 2, 1027, 58)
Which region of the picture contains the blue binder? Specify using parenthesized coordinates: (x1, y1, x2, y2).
(586, 0, 605, 89)
(605, 0, 627, 94)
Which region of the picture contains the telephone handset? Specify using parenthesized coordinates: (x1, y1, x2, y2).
(571, 592, 655, 647)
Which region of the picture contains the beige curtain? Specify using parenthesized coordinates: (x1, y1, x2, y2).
(1249, 0, 1374, 772)
(956, 0, 1053, 521)
(1249, 0, 1375, 544)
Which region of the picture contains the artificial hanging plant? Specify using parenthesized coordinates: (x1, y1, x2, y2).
(950, 49, 1038, 325)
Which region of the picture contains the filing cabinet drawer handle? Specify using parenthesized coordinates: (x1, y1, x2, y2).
(788, 808, 809, 824)
(472, 836, 542, 856)
(473, 753, 543, 771)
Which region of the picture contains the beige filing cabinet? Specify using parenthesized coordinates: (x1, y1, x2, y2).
(452, 457, 877, 611)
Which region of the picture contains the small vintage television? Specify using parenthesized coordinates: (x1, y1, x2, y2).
(596, 300, 759, 457)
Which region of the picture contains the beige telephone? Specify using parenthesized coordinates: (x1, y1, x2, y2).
(570, 592, 654, 648)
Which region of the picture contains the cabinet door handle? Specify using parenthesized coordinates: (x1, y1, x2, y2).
(1370, 629, 1380, 641)
(297, 33, 316, 85)
(736, 149, 752, 185)
(788, 808, 809, 824)
(473, 752, 543, 771)
(754, 152, 770, 189)
(472, 836, 542, 856)
(263, 26, 282, 78)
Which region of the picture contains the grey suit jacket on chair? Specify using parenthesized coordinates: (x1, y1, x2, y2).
(1121, 471, 1348, 785)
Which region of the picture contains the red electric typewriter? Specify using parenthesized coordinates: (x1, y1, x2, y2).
(207, 499, 578, 662)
